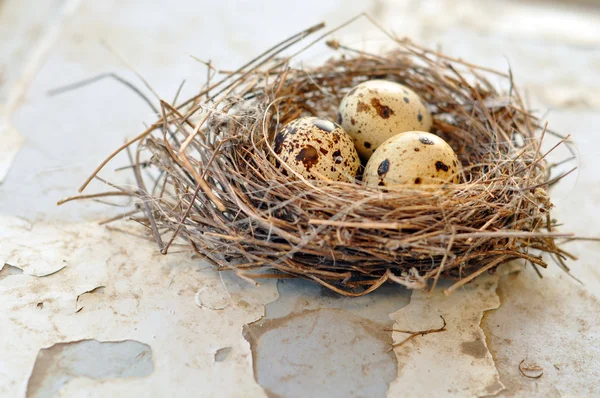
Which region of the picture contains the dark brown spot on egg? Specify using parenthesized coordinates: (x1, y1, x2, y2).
(414, 148, 420, 152)
(435, 161, 449, 172)
(419, 136, 434, 145)
(453, 160, 459, 167)
(273, 132, 285, 154)
(351, 118, 356, 125)
(377, 159, 390, 177)
(364, 142, 372, 149)
(418, 113, 423, 122)
(332, 149, 342, 164)
(312, 118, 336, 132)
(403, 97, 409, 103)
(378, 180, 386, 186)
(295, 145, 319, 171)
(370, 98, 394, 119)
(319, 147, 329, 155)
(357, 101, 370, 113)
(337, 112, 343, 124)
(414, 177, 422, 184)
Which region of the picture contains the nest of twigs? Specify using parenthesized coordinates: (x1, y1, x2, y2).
(64, 21, 576, 296)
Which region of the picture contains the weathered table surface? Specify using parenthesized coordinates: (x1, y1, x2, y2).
(1, 1, 599, 397)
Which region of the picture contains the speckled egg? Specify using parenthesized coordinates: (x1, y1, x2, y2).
(270, 117, 360, 182)
(363, 131, 460, 187)
(338, 80, 432, 160)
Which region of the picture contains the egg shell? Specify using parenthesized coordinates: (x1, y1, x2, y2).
(270, 117, 360, 182)
(363, 131, 460, 187)
(338, 80, 432, 160)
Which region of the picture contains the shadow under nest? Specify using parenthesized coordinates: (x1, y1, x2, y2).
(65, 23, 576, 296)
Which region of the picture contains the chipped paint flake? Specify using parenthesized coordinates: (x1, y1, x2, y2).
(75, 286, 106, 312)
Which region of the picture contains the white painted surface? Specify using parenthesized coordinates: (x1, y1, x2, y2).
(1, 0, 599, 397)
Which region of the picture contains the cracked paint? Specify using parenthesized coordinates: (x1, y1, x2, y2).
(0, 263, 24, 278)
(482, 264, 600, 397)
(26, 339, 154, 398)
(387, 275, 504, 397)
(0, 216, 74, 277)
(0, 216, 277, 397)
(1, 0, 599, 396)
(214, 347, 233, 363)
(75, 286, 106, 313)
(245, 279, 411, 398)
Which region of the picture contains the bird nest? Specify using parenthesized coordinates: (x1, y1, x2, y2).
(64, 22, 575, 296)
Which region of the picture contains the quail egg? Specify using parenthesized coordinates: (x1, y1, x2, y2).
(338, 80, 432, 160)
(271, 117, 360, 182)
(363, 131, 460, 187)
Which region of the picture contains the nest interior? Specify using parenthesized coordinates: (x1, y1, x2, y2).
(65, 23, 575, 296)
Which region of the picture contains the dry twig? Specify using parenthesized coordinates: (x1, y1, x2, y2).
(386, 315, 448, 350)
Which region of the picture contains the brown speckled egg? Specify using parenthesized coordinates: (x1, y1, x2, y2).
(363, 131, 460, 187)
(270, 117, 360, 182)
(338, 80, 432, 160)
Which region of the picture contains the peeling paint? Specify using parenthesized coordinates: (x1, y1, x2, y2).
(26, 339, 154, 398)
(247, 308, 397, 398)
(245, 279, 411, 398)
(0, 263, 24, 278)
(387, 275, 504, 397)
(0, 217, 277, 397)
(1, 0, 599, 396)
(75, 286, 106, 312)
(214, 347, 232, 363)
(482, 265, 600, 396)
(0, 215, 74, 277)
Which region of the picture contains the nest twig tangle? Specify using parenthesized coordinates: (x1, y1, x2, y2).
(63, 19, 577, 296)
